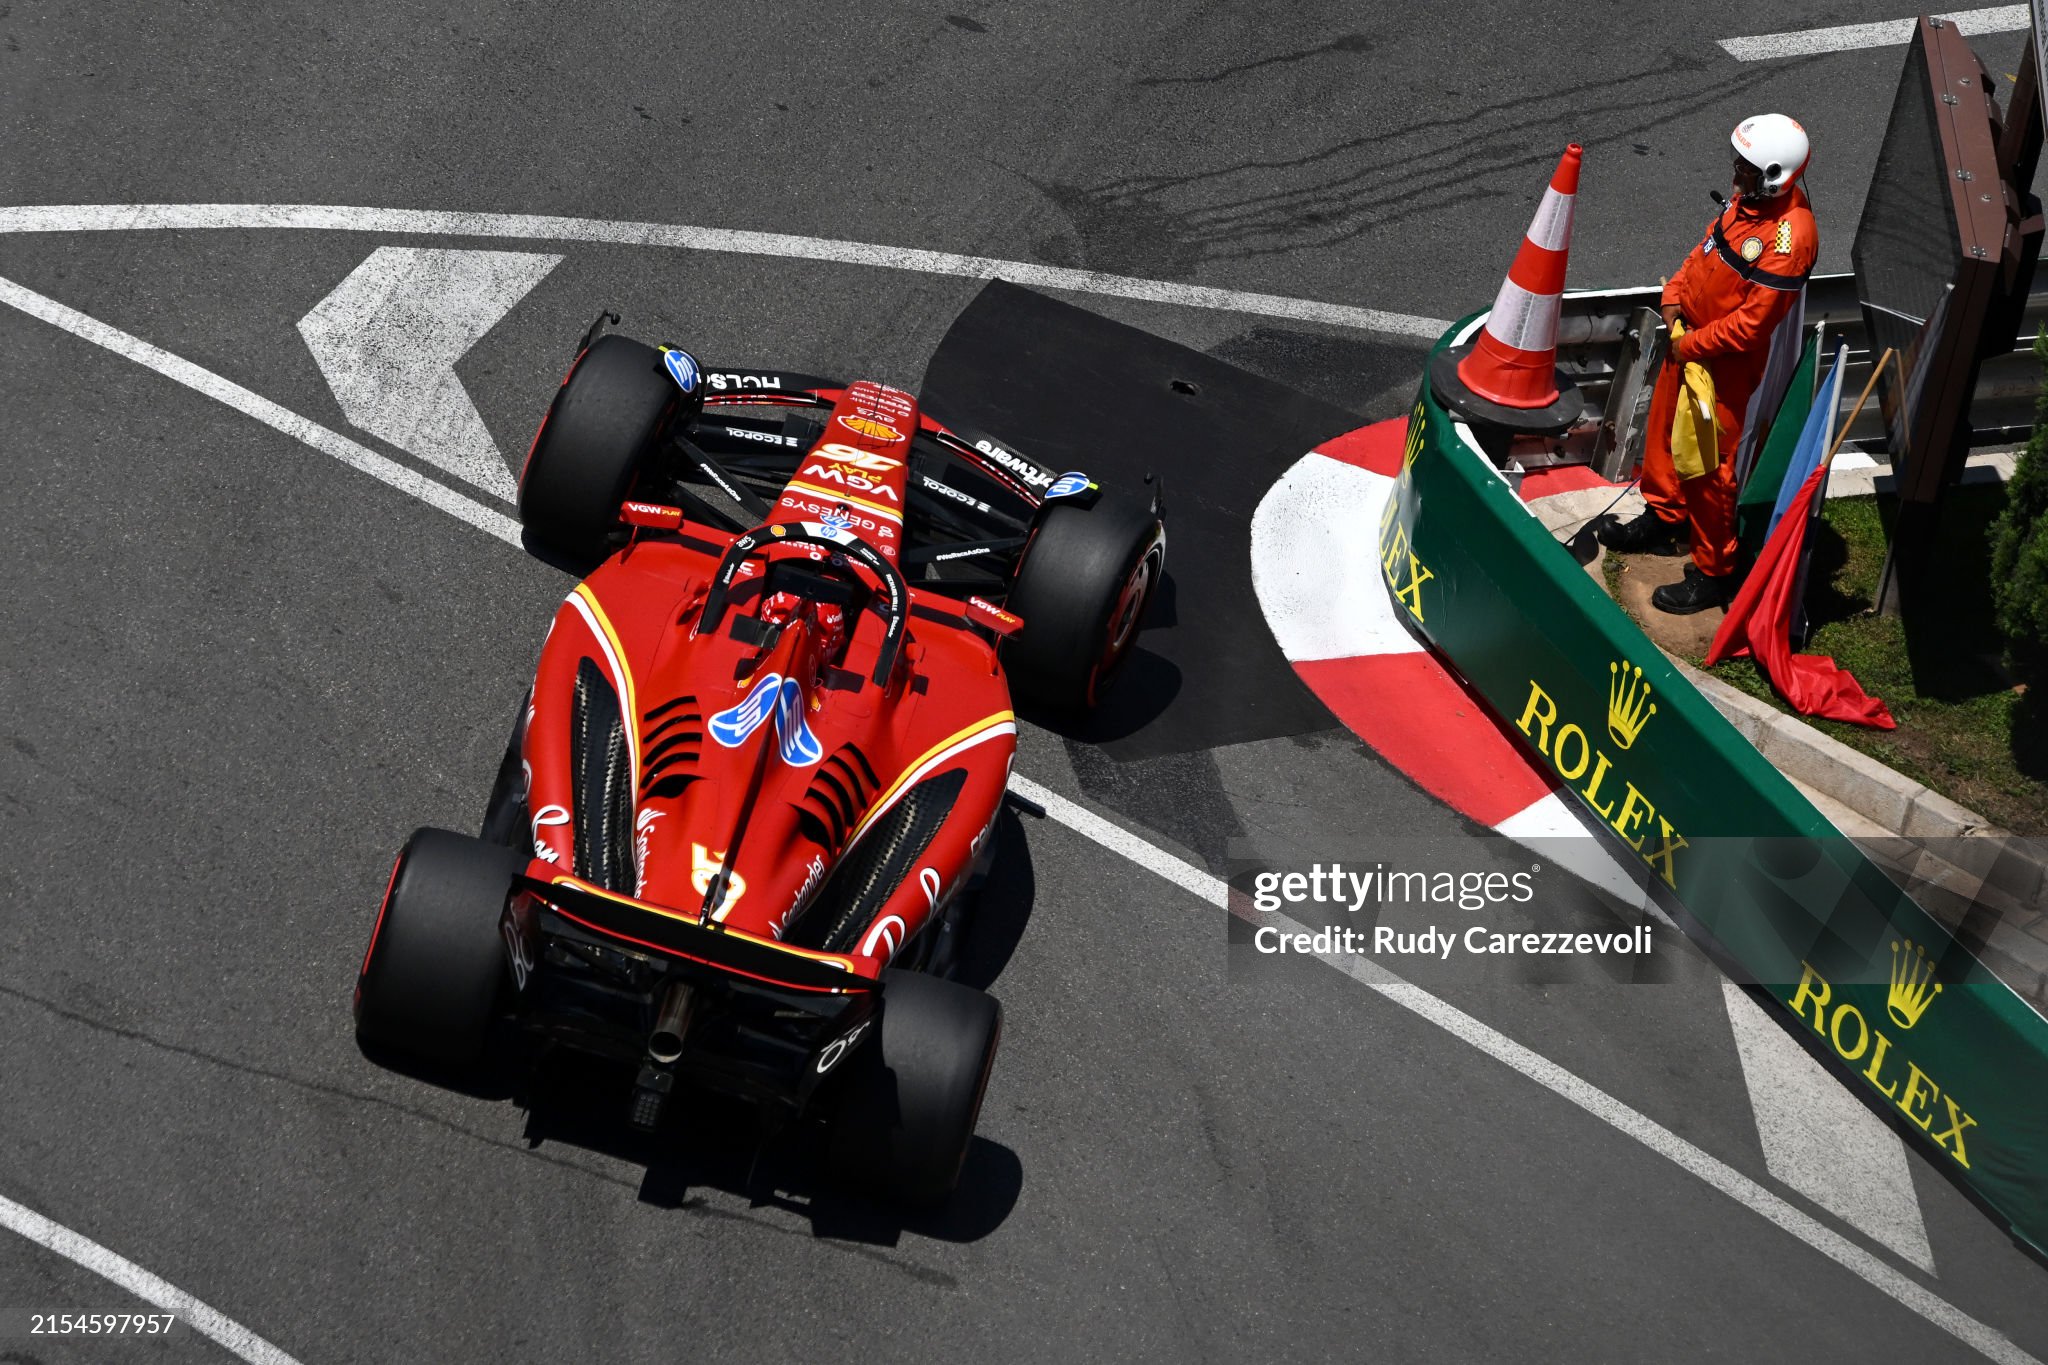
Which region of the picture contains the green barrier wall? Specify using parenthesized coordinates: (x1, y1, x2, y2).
(1383, 318, 2048, 1255)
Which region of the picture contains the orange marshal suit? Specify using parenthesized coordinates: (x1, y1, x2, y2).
(1643, 186, 1818, 576)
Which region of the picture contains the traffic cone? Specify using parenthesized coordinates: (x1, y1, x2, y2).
(1457, 144, 1582, 408)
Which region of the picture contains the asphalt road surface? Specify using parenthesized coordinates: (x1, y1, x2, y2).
(3, 3, 2046, 1362)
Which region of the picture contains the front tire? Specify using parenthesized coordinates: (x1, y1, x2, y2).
(825, 969, 1002, 1206)
(518, 335, 679, 569)
(355, 827, 524, 1068)
(1002, 498, 1165, 714)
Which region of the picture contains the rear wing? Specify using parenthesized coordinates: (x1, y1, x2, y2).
(516, 874, 876, 995)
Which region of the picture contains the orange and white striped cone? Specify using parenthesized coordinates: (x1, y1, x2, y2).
(1433, 144, 1585, 432)
(1459, 144, 1580, 406)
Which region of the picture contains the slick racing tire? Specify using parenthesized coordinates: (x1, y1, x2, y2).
(1001, 497, 1165, 714)
(518, 334, 680, 570)
(355, 827, 524, 1068)
(826, 969, 1002, 1207)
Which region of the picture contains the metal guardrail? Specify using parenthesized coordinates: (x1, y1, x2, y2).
(1552, 274, 2044, 474)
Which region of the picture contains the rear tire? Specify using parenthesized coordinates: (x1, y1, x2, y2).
(1002, 497, 1165, 714)
(518, 335, 679, 569)
(825, 969, 1002, 1207)
(355, 827, 524, 1068)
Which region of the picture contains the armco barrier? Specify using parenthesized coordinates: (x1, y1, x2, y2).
(1382, 314, 2048, 1256)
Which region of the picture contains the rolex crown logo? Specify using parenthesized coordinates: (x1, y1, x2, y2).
(1887, 938, 1943, 1030)
(1606, 661, 1656, 749)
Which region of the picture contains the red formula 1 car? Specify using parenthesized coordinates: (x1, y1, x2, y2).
(354, 323, 1164, 1203)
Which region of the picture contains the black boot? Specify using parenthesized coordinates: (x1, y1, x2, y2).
(1651, 567, 1734, 614)
(1595, 510, 1687, 555)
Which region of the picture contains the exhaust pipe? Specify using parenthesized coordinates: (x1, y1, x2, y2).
(647, 981, 695, 1065)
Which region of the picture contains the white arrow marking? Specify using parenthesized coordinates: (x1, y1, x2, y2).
(1722, 981, 1936, 1273)
(297, 247, 561, 500)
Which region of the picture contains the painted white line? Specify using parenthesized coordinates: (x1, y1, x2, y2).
(1026, 811, 2025, 1360)
(1719, 5, 2027, 60)
(0, 203, 1452, 341)
(1007, 776, 1233, 910)
(0, 273, 522, 547)
(298, 247, 562, 501)
(2, 275, 2033, 1365)
(1722, 981, 1936, 1273)
(0, 1193, 303, 1365)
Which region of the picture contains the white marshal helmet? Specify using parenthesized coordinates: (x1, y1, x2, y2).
(1731, 114, 1811, 196)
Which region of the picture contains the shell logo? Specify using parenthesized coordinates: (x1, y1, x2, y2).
(839, 414, 905, 443)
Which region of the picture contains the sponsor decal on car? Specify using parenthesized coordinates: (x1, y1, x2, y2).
(708, 671, 822, 766)
(815, 1018, 871, 1074)
(710, 673, 783, 748)
(974, 437, 1054, 488)
(774, 852, 829, 940)
(661, 347, 701, 394)
(691, 842, 747, 915)
(838, 414, 905, 443)
(716, 424, 798, 447)
(848, 381, 916, 420)
(800, 463, 901, 500)
(705, 372, 784, 391)
(620, 500, 683, 529)
(634, 808, 663, 889)
(919, 475, 987, 511)
(531, 803, 570, 864)
(502, 916, 535, 991)
(966, 596, 1023, 636)
(808, 441, 903, 474)
(774, 676, 824, 767)
(783, 494, 895, 541)
(1044, 471, 1095, 500)
(859, 914, 908, 960)
(778, 497, 892, 544)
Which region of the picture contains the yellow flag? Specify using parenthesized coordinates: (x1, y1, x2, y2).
(1669, 320, 1719, 481)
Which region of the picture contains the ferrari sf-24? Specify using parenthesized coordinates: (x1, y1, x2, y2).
(354, 321, 1165, 1203)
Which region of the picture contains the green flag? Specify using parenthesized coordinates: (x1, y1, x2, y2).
(1737, 327, 1820, 569)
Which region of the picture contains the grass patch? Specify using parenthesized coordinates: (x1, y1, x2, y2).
(1674, 484, 2048, 834)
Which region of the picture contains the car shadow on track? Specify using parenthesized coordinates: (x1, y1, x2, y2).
(1046, 573, 1183, 747)
(495, 809, 1040, 1245)
(513, 1055, 1022, 1245)
(949, 805, 1036, 992)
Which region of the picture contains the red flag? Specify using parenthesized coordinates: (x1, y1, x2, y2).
(1705, 465, 1897, 729)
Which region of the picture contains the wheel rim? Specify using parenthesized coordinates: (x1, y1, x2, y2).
(1087, 541, 1161, 703)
